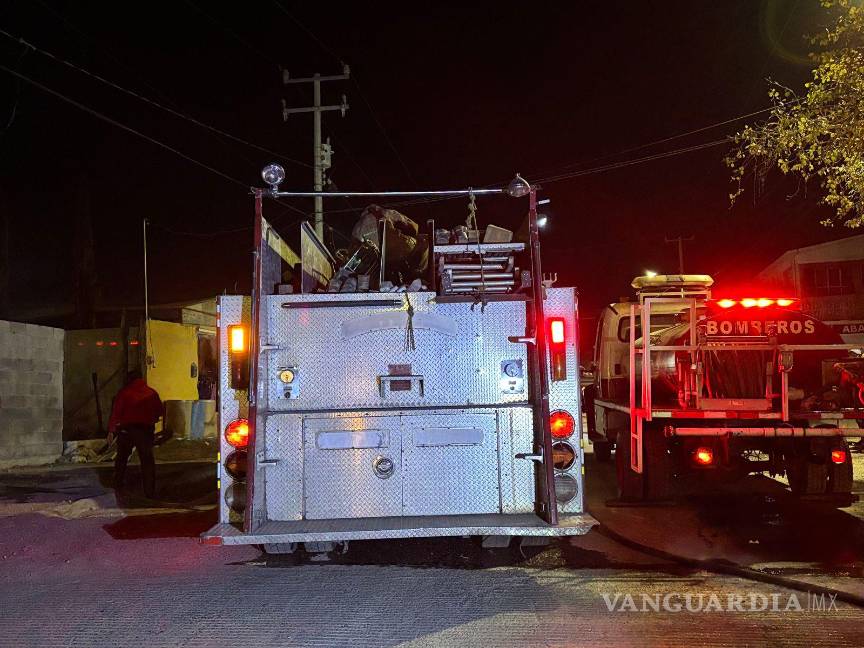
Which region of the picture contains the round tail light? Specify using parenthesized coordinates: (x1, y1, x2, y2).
(224, 482, 247, 513)
(550, 410, 575, 439)
(552, 442, 576, 471)
(693, 446, 714, 466)
(554, 473, 579, 503)
(225, 419, 250, 448)
(224, 450, 248, 481)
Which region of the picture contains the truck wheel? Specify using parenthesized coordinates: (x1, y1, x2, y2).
(615, 432, 643, 501)
(593, 440, 613, 463)
(787, 440, 828, 496)
(643, 427, 673, 501)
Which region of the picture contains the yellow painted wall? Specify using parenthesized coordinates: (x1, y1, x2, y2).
(145, 320, 199, 401)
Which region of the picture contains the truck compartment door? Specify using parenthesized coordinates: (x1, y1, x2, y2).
(401, 412, 500, 516)
(302, 415, 402, 520)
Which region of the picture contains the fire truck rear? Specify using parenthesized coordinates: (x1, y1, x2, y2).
(202, 172, 594, 552)
(586, 274, 863, 505)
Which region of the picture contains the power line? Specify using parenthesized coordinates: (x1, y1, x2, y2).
(269, 0, 343, 63)
(350, 77, 420, 188)
(0, 28, 312, 170)
(30, 0, 187, 113)
(313, 138, 732, 216)
(534, 107, 776, 178)
(0, 63, 308, 217)
(269, 0, 418, 188)
(182, 0, 279, 68)
(537, 139, 730, 185)
(148, 222, 251, 238)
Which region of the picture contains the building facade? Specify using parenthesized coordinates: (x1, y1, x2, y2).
(757, 234, 864, 346)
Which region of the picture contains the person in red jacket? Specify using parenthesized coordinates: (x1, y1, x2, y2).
(108, 370, 163, 500)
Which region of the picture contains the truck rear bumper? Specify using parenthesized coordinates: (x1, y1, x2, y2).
(201, 513, 596, 546)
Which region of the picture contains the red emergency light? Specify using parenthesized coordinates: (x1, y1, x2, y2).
(711, 297, 798, 310)
(548, 317, 567, 381)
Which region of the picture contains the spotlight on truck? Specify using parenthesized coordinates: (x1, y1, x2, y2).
(261, 163, 285, 190)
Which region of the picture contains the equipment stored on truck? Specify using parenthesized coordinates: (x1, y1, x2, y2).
(202, 168, 595, 553)
(584, 274, 863, 506)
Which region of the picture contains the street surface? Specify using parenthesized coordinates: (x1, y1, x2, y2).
(0, 446, 863, 647)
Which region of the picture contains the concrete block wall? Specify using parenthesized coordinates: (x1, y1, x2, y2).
(0, 320, 64, 468)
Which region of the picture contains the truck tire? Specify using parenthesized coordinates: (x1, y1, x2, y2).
(615, 432, 643, 501)
(787, 440, 828, 496)
(593, 440, 613, 463)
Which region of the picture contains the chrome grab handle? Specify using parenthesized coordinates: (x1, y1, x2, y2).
(256, 451, 279, 467)
(515, 449, 544, 464)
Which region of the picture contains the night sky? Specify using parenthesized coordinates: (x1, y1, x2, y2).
(0, 0, 849, 328)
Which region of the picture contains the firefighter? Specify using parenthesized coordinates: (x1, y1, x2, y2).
(108, 370, 163, 500)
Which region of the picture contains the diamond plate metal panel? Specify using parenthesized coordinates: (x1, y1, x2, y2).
(544, 287, 585, 514)
(401, 412, 500, 516)
(302, 414, 403, 520)
(262, 292, 529, 411)
(505, 407, 537, 514)
(217, 296, 250, 524)
(262, 414, 303, 521)
(259, 407, 538, 523)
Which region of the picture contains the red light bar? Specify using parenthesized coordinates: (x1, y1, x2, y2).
(710, 298, 799, 310)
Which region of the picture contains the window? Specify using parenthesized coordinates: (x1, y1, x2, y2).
(617, 313, 680, 342)
(800, 264, 853, 297)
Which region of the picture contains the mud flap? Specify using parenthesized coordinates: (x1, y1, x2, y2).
(615, 430, 644, 501)
(643, 427, 673, 501)
(788, 437, 853, 499)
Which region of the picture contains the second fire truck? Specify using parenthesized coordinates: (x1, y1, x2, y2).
(586, 274, 863, 505)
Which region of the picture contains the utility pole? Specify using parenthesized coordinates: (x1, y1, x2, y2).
(282, 64, 350, 239)
(665, 235, 694, 274)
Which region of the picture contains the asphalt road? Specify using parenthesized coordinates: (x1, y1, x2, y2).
(0, 451, 863, 647)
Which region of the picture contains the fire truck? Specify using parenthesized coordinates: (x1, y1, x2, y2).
(202, 168, 594, 553)
(585, 274, 863, 505)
